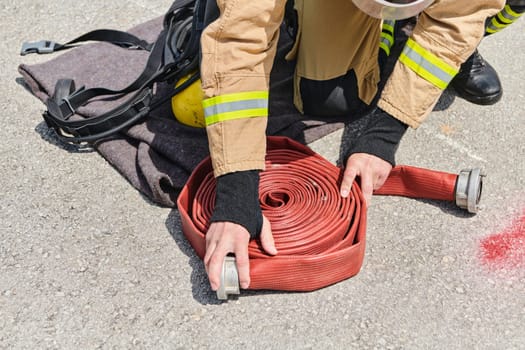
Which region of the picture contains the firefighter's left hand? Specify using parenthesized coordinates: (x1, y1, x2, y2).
(340, 152, 392, 204)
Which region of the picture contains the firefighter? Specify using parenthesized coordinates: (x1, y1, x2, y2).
(199, 0, 507, 292)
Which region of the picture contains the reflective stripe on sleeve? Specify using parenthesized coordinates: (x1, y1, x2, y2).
(486, 5, 523, 34)
(203, 91, 269, 126)
(399, 38, 458, 90)
(380, 20, 396, 56)
(382, 20, 395, 36)
(380, 32, 394, 56)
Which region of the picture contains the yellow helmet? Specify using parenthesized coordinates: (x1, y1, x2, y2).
(171, 74, 206, 128)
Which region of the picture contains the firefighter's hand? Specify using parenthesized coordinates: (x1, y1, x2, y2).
(340, 153, 392, 204)
(204, 215, 276, 291)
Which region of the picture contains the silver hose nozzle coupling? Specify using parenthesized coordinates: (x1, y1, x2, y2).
(216, 256, 240, 300)
(455, 168, 485, 214)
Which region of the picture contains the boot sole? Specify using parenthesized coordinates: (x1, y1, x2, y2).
(453, 88, 503, 106)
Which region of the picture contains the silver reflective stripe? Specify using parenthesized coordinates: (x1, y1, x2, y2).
(203, 91, 269, 125)
(380, 34, 393, 55)
(381, 34, 393, 45)
(380, 20, 395, 55)
(204, 99, 267, 117)
(380, 36, 392, 47)
(500, 4, 523, 21)
(486, 17, 508, 33)
(401, 44, 454, 87)
(486, 5, 523, 33)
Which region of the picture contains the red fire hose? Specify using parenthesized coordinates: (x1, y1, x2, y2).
(177, 136, 483, 299)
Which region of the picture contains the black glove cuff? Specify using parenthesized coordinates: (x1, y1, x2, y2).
(210, 170, 262, 240)
(346, 108, 408, 166)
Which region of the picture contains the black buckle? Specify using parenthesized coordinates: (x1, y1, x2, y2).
(60, 97, 76, 119)
(59, 86, 86, 119)
(20, 41, 56, 55)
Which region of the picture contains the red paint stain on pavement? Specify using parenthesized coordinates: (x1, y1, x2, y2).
(480, 210, 525, 271)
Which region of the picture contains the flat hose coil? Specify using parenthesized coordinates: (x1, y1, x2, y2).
(177, 136, 475, 292)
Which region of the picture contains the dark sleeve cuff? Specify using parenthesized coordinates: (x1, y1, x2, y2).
(346, 108, 408, 166)
(210, 170, 262, 239)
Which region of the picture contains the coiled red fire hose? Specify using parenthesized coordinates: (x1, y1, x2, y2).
(177, 136, 483, 297)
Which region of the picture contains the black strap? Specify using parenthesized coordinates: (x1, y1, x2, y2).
(45, 0, 205, 121)
(20, 29, 153, 55)
(23, 0, 207, 144)
(49, 28, 169, 121)
(43, 71, 200, 144)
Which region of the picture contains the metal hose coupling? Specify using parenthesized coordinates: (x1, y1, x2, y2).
(216, 256, 240, 300)
(455, 168, 485, 214)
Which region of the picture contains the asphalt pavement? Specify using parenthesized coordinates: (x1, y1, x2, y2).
(1, 1, 524, 349)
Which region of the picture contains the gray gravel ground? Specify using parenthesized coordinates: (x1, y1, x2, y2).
(2, 1, 524, 349)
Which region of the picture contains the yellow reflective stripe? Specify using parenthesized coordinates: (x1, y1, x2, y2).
(486, 21, 499, 34)
(505, 4, 524, 19)
(202, 91, 268, 108)
(497, 11, 514, 24)
(399, 38, 458, 90)
(381, 32, 394, 46)
(486, 5, 523, 34)
(380, 20, 395, 56)
(492, 17, 507, 29)
(486, 17, 507, 33)
(379, 32, 394, 56)
(205, 108, 268, 125)
(379, 42, 391, 56)
(382, 21, 395, 35)
(203, 91, 268, 126)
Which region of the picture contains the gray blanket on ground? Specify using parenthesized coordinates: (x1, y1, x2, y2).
(18, 17, 346, 207)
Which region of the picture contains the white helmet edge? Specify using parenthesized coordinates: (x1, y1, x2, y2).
(352, 0, 435, 20)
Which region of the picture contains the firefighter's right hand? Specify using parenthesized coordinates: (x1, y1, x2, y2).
(340, 152, 392, 204)
(204, 215, 276, 291)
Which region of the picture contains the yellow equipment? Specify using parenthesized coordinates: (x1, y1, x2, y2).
(171, 74, 205, 128)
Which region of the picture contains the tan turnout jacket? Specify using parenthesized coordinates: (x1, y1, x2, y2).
(200, 0, 505, 177)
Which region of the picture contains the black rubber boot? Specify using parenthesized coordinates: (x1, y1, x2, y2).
(450, 49, 502, 105)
